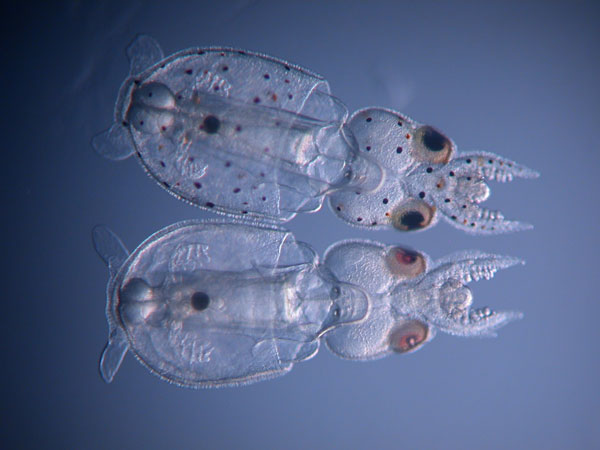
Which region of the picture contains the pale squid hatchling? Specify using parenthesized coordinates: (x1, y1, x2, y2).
(93, 36, 538, 234)
(93, 220, 523, 388)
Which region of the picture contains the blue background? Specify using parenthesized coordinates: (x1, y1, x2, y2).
(4, 1, 599, 448)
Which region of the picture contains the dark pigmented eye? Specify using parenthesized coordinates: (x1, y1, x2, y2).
(389, 320, 429, 353)
(385, 247, 427, 279)
(391, 199, 435, 231)
(402, 211, 424, 228)
(413, 125, 454, 164)
(422, 127, 447, 151)
(191, 291, 210, 311)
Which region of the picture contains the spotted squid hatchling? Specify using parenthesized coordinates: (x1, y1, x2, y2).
(93, 36, 538, 235)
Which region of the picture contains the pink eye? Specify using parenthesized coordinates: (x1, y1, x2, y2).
(389, 320, 429, 353)
(385, 247, 426, 279)
(395, 248, 417, 264)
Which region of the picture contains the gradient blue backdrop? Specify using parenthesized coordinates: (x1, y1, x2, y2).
(3, 1, 599, 448)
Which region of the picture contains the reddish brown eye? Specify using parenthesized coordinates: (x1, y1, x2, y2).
(389, 320, 429, 353)
(391, 199, 435, 231)
(413, 125, 454, 164)
(385, 246, 426, 279)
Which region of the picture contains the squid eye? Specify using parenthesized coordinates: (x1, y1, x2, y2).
(389, 320, 429, 353)
(385, 247, 426, 279)
(413, 125, 454, 164)
(391, 199, 435, 231)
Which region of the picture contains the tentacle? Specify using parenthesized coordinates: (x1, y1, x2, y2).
(397, 251, 524, 337)
(454, 309, 524, 337)
(416, 151, 538, 234)
(447, 151, 539, 183)
(439, 201, 533, 234)
(431, 251, 525, 285)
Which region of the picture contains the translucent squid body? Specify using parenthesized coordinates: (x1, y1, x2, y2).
(93, 220, 523, 388)
(93, 36, 538, 234)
